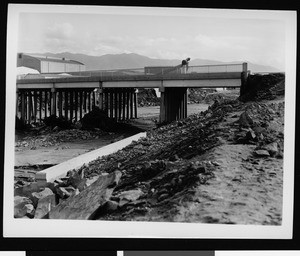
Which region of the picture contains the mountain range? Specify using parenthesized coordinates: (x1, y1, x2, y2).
(28, 52, 281, 73)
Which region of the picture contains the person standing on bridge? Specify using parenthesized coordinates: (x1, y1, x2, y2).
(181, 57, 191, 74)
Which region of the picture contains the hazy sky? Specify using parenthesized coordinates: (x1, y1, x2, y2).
(17, 6, 286, 70)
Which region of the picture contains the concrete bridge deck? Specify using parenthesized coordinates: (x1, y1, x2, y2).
(17, 71, 242, 89)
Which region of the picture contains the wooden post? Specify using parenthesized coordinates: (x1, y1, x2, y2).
(83, 91, 87, 113)
(58, 91, 63, 118)
(64, 91, 68, 120)
(27, 91, 32, 123)
(39, 91, 42, 122)
(21, 91, 25, 123)
(134, 89, 138, 119)
(75, 90, 78, 121)
(114, 90, 118, 120)
(33, 91, 38, 123)
(79, 90, 83, 119)
(104, 90, 109, 115)
(98, 84, 103, 110)
(88, 91, 91, 112)
(122, 89, 126, 120)
(118, 90, 122, 120)
(109, 91, 112, 118)
(44, 91, 48, 118)
(130, 90, 133, 119)
(70, 90, 74, 121)
(92, 91, 96, 108)
(16, 89, 19, 119)
(126, 90, 130, 119)
(184, 88, 187, 118)
(159, 84, 165, 123)
(51, 88, 57, 117)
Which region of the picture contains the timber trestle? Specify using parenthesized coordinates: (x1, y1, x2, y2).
(16, 88, 138, 125)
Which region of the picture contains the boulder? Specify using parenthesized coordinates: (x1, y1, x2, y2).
(31, 187, 54, 207)
(34, 194, 57, 219)
(254, 150, 270, 157)
(239, 111, 254, 128)
(14, 196, 33, 218)
(262, 142, 278, 156)
(118, 189, 144, 202)
(49, 171, 122, 220)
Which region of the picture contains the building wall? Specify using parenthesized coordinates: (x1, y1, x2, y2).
(17, 54, 41, 72)
(40, 60, 85, 73)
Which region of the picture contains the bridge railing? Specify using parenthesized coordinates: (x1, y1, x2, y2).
(187, 63, 243, 74)
(17, 63, 245, 81)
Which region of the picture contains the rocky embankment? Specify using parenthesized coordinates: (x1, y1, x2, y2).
(14, 73, 285, 225)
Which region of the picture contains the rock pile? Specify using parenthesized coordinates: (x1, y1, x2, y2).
(240, 73, 285, 102)
(14, 168, 117, 219)
(15, 128, 107, 151)
(188, 88, 217, 103)
(137, 88, 160, 107)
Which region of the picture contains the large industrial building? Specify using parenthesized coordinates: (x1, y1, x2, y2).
(17, 53, 85, 73)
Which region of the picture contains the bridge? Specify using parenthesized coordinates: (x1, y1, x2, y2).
(16, 63, 248, 124)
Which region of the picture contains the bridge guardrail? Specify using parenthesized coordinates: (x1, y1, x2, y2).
(17, 63, 245, 81)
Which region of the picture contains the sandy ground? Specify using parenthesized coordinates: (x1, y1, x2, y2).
(14, 103, 210, 167)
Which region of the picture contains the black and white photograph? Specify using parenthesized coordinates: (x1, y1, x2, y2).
(4, 4, 297, 238)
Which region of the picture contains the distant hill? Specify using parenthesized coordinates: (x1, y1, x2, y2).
(27, 52, 281, 73)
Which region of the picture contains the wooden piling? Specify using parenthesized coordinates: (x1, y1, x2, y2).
(39, 91, 42, 122)
(122, 90, 126, 120)
(64, 91, 68, 120)
(159, 85, 165, 123)
(75, 90, 78, 121)
(130, 90, 134, 119)
(104, 90, 109, 115)
(79, 90, 83, 120)
(70, 90, 74, 121)
(21, 91, 25, 123)
(98, 88, 103, 110)
(134, 90, 137, 119)
(118, 90, 122, 120)
(114, 90, 118, 120)
(58, 91, 63, 118)
(88, 91, 91, 112)
(109, 91, 113, 118)
(126, 90, 130, 119)
(33, 91, 37, 123)
(51, 88, 57, 117)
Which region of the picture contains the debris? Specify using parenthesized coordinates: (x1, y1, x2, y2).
(31, 187, 54, 207)
(34, 194, 56, 219)
(48, 171, 122, 220)
(254, 150, 270, 157)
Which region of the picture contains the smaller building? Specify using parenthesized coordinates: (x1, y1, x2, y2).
(17, 53, 85, 73)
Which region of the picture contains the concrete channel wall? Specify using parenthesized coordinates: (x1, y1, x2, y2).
(35, 132, 147, 182)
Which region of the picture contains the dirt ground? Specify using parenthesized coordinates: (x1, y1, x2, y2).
(88, 96, 284, 225)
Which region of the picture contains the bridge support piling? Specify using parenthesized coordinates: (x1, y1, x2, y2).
(130, 90, 134, 119)
(51, 88, 57, 118)
(122, 89, 126, 120)
(19, 91, 25, 123)
(134, 89, 138, 119)
(98, 86, 104, 110)
(159, 86, 165, 123)
(159, 87, 187, 123)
